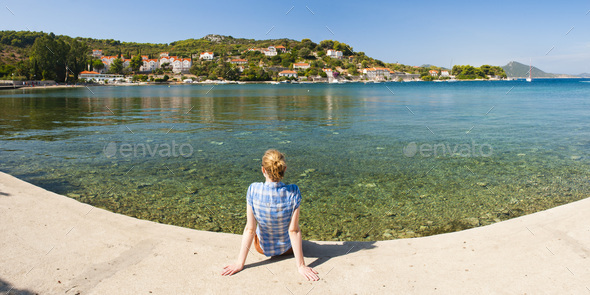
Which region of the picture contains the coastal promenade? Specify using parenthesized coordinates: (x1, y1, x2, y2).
(0, 171, 588, 294)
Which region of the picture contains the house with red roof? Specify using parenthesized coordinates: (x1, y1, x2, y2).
(200, 52, 214, 60)
(275, 45, 286, 53)
(293, 63, 310, 70)
(92, 49, 103, 58)
(327, 49, 343, 59)
(140, 59, 160, 72)
(230, 59, 248, 65)
(279, 70, 297, 78)
(362, 67, 392, 79)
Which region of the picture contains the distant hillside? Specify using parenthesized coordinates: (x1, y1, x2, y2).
(420, 64, 450, 70)
(502, 61, 577, 78)
(577, 73, 590, 78)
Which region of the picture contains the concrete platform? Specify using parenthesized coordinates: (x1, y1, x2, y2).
(0, 171, 588, 294)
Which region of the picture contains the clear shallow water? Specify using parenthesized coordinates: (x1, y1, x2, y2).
(0, 80, 589, 241)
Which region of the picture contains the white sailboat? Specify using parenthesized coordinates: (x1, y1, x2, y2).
(526, 59, 532, 82)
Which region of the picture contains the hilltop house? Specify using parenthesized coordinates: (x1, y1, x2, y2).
(279, 70, 297, 78)
(293, 63, 310, 70)
(92, 49, 103, 58)
(246, 46, 281, 57)
(327, 49, 343, 59)
(275, 45, 286, 53)
(262, 47, 277, 56)
(200, 52, 214, 60)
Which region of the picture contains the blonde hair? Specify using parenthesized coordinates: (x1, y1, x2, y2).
(262, 149, 286, 182)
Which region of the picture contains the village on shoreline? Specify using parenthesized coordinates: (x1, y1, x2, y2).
(75, 45, 510, 85)
(0, 32, 514, 87)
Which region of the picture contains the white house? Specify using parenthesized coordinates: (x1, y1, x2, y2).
(100, 56, 119, 72)
(429, 70, 439, 77)
(140, 59, 160, 72)
(79, 71, 124, 83)
(262, 47, 277, 56)
(293, 63, 310, 70)
(92, 49, 103, 58)
(275, 45, 286, 53)
(327, 49, 343, 58)
(441, 70, 450, 77)
(200, 52, 214, 60)
(171, 58, 192, 73)
(323, 68, 334, 77)
(279, 70, 297, 78)
(362, 67, 391, 79)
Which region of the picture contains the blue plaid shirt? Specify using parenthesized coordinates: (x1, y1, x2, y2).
(247, 181, 301, 256)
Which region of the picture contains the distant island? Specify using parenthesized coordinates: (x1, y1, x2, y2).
(501, 61, 579, 79)
(0, 30, 529, 85)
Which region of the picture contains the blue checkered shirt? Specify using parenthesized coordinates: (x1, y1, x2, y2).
(247, 181, 301, 256)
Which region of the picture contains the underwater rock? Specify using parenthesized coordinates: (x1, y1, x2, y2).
(463, 217, 480, 227)
(137, 183, 152, 189)
(570, 156, 582, 160)
(476, 182, 487, 187)
(332, 229, 342, 237)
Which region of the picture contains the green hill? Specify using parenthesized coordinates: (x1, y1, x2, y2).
(502, 61, 577, 78)
(0, 31, 424, 81)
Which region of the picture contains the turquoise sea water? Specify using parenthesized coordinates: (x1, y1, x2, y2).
(0, 80, 589, 240)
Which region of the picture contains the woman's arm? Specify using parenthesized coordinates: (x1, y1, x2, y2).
(221, 205, 257, 276)
(288, 207, 319, 281)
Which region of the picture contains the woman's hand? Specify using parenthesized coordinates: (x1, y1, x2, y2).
(221, 263, 244, 276)
(298, 265, 319, 281)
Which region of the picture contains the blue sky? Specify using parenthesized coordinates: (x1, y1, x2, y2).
(2, 0, 590, 74)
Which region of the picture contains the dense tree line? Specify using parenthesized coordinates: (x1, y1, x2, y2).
(452, 65, 507, 79)
(28, 34, 88, 82)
